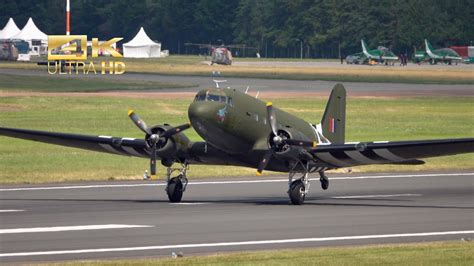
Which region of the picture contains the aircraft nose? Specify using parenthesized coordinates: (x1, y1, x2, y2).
(188, 102, 219, 126)
(188, 102, 209, 122)
(188, 101, 226, 130)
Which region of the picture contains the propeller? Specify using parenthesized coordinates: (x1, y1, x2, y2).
(256, 103, 316, 176)
(128, 110, 190, 179)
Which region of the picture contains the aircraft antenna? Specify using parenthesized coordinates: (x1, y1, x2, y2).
(256, 91, 260, 99)
(213, 80, 227, 88)
(245, 86, 249, 94)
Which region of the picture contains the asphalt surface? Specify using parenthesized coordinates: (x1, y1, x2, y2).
(1, 68, 473, 96)
(1, 171, 473, 263)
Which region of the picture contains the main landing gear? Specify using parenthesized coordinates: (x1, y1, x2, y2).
(287, 162, 329, 205)
(320, 171, 329, 190)
(165, 162, 189, 203)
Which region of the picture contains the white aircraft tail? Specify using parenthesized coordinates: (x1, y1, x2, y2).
(425, 39, 437, 58)
(361, 40, 371, 58)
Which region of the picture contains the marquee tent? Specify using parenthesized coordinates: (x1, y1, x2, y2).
(0, 18, 20, 39)
(123, 27, 161, 58)
(12, 17, 47, 56)
(13, 17, 47, 41)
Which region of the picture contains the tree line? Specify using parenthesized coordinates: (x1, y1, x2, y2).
(1, 0, 472, 58)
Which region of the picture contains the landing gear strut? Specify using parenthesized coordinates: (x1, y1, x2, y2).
(287, 161, 311, 205)
(165, 162, 188, 203)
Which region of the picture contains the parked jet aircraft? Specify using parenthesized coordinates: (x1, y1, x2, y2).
(361, 40, 398, 64)
(1, 84, 473, 204)
(413, 39, 462, 65)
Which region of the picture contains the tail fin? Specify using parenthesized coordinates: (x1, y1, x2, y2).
(321, 84, 346, 144)
(361, 40, 368, 53)
(425, 39, 435, 57)
(361, 40, 371, 58)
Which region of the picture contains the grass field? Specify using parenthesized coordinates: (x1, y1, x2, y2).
(0, 94, 472, 184)
(1, 55, 473, 84)
(41, 241, 474, 266)
(0, 73, 196, 92)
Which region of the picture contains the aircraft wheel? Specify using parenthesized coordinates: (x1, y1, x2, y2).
(289, 180, 305, 205)
(167, 176, 183, 203)
(320, 177, 329, 190)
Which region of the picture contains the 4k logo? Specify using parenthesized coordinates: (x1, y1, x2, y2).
(48, 35, 123, 60)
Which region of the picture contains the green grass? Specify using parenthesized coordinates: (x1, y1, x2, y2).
(0, 95, 472, 184)
(0, 73, 196, 92)
(41, 241, 474, 266)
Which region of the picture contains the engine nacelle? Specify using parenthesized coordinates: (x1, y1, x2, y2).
(269, 128, 312, 159)
(146, 125, 191, 159)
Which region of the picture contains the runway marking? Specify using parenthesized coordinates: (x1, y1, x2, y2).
(170, 202, 210, 205)
(0, 173, 472, 192)
(331, 194, 422, 199)
(0, 209, 25, 213)
(0, 230, 472, 257)
(0, 224, 153, 234)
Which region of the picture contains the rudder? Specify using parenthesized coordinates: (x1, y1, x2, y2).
(321, 84, 346, 144)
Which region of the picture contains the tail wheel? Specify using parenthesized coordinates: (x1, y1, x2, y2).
(167, 176, 183, 203)
(289, 180, 305, 205)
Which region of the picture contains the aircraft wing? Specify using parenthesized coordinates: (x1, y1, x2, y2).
(311, 138, 474, 167)
(0, 127, 244, 166)
(0, 127, 150, 158)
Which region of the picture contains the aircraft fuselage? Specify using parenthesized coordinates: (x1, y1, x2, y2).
(188, 88, 324, 172)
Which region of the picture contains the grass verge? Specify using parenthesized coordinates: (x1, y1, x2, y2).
(0, 73, 196, 92)
(40, 241, 474, 266)
(0, 95, 472, 184)
(1, 55, 473, 84)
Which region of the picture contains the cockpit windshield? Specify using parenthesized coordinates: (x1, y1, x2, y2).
(194, 92, 233, 106)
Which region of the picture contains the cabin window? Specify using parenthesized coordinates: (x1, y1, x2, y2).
(227, 97, 234, 107)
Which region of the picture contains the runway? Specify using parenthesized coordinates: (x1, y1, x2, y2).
(1, 172, 473, 263)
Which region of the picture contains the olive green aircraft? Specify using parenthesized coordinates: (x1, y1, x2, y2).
(1, 84, 473, 204)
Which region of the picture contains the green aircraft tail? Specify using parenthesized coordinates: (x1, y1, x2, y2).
(321, 84, 346, 144)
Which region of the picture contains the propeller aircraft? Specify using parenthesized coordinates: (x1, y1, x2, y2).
(1, 84, 473, 205)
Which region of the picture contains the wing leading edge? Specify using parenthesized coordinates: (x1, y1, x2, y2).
(311, 138, 474, 167)
(0, 127, 149, 158)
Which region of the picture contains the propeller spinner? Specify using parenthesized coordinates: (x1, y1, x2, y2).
(256, 103, 316, 176)
(128, 110, 190, 179)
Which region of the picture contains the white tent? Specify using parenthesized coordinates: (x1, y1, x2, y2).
(13, 17, 47, 41)
(123, 27, 161, 58)
(12, 17, 48, 56)
(0, 18, 20, 39)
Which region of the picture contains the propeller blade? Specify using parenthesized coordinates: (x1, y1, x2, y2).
(150, 143, 157, 179)
(266, 103, 278, 136)
(128, 110, 151, 135)
(256, 149, 274, 176)
(161, 123, 191, 139)
(284, 139, 317, 148)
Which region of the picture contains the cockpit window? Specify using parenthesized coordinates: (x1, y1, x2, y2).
(207, 94, 222, 102)
(195, 94, 206, 102)
(194, 92, 233, 107)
